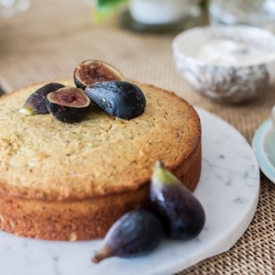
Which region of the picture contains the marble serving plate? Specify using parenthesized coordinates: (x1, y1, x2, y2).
(0, 108, 260, 275)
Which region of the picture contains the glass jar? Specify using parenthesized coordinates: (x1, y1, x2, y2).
(129, 0, 199, 25)
(0, 0, 31, 18)
(208, 0, 275, 32)
(119, 0, 201, 33)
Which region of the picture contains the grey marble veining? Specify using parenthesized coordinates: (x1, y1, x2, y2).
(0, 108, 260, 275)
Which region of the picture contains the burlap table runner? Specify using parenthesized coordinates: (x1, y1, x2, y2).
(0, 1, 274, 274)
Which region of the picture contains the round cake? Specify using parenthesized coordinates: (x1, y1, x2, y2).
(0, 79, 202, 241)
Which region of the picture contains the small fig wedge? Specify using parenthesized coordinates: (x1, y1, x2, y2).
(85, 81, 146, 119)
(46, 87, 91, 123)
(74, 60, 124, 90)
(19, 82, 65, 115)
(150, 160, 205, 240)
(92, 209, 163, 263)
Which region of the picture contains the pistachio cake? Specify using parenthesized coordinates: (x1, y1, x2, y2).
(0, 79, 201, 241)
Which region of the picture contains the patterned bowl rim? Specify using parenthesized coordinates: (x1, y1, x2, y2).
(172, 25, 275, 69)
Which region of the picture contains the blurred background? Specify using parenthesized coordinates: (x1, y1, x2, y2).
(1, 0, 275, 93)
(1, 1, 275, 275)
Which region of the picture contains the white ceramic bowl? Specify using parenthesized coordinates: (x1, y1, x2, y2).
(253, 117, 275, 183)
(172, 25, 275, 103)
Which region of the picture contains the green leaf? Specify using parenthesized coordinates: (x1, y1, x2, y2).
(93, 0, 128, 23)
(97, 0, 127, 7)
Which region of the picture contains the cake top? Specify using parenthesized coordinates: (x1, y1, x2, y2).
(0, 80, 201, 200)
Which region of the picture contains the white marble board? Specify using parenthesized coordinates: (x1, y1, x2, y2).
(0, 108, 260, 275)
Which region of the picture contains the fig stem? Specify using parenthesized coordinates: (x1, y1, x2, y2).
(153, 160, 178, 186)
(154, 159, 164, 170)
(91, 246, 113, 264)
(19, 107, 34, 116)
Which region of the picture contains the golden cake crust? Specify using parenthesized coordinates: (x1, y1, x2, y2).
(0, 79, 201, 240)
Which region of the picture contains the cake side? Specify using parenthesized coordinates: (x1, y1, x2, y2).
(0, 143, 201, 240)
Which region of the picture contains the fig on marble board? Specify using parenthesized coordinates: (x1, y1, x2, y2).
(150, 160, 205, 240)
(92, 209, 163, 263)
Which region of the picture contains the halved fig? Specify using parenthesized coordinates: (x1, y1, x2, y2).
(46, 87, 91, 123)
(85, 81, 146, 120)
(74, 60, 124, 90)
(19, 82, 65, 115)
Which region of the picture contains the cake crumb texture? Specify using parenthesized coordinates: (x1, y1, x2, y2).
(0, 80, 201, 201)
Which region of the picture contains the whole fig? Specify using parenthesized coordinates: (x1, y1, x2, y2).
(150, 160, 205, 240)
(92, 209, 163, 263)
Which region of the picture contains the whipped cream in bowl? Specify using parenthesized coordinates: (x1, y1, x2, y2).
(196, 39, 275, 67)
(172, 25, 275, 103)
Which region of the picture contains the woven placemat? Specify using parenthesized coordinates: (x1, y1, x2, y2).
(0, 1, 274, 274)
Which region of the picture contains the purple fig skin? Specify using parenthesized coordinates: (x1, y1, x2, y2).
(92, 209, 163, 263)
(20, 82, 65, 115)
(150, 160, 205, 240)
(85, 81, 146, 120)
